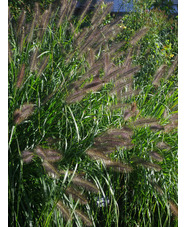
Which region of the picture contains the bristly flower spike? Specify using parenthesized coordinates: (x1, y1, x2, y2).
(72, 176, 99, 193)
(37, 56, 49, 77)
(30, 47, 39, 72)
(22, 150, 34, 163)
(16, 64, 25, 88)
(57, 200, 72, 221)
(14, 103, 35, 125)
(75, 209, 93, 226)
(65, 187, 88, 205)
(152, 64, 167, 86)
(16, 10, 26, 37)
(130, 27, 149, 45)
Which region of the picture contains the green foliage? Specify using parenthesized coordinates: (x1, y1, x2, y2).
(118, 3, 178, 88)
(8, 1, 178, 226)
(8, 0, 56, 20)
(124, 0, 177, 16)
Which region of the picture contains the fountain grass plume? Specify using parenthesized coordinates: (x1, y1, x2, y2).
(130, 27, 149, 45)
(149, 151, 163, 162)
(66, 187, 88, 205)
(72, 176, 99, 193)
(38, 9, 51, 40)
(152, 64, 167, 86)
(18, 26, 25, 52)
(30, 47, 39, 72)
(16, 10, 26, 38)
(135, 159, 161, 171)
(78, 0, 93, 26)
(16, 64, 25, 88)
(57, 200, 72, 221)
(169, 200, 178, 217)
(22, 150, 34, 163)
(42, 160, 61, 179)
(14, 103, 35, 125)
(87, 48, 95, 67)
(35, 146, 62, 162)
(8, 1, 177, 226)
(156, 141, 171, 150)
(75, 209, 93, 226)
(165, 55, 178, 80)
(37, 55, 49, 77)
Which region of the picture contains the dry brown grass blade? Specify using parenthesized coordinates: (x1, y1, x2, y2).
(104, 53, 110, 76)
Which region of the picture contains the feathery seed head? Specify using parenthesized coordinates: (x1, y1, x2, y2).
(14, 103, 35, 125)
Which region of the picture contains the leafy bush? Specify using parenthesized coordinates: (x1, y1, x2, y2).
(8, 1, 178, 226)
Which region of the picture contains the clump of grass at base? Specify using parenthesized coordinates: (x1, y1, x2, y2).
(8, 1, 178, 226)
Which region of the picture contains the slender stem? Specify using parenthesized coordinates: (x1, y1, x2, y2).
(8, 125, 16, 150)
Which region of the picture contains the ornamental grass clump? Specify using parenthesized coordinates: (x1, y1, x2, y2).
(8, 1, 177, 226)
